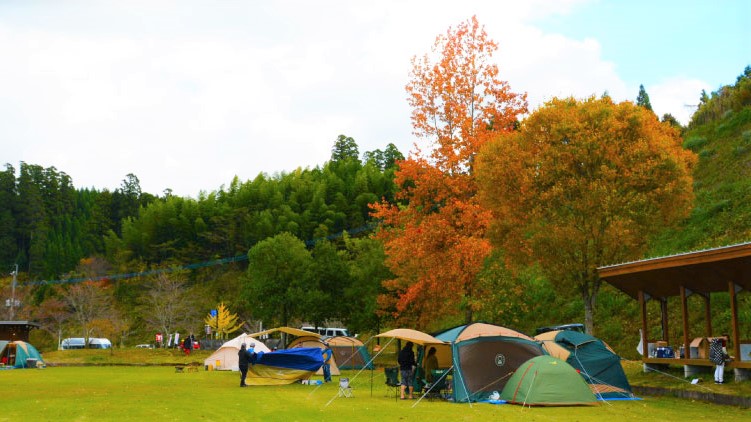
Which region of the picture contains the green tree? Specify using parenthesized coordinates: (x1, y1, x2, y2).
(330, 134, 360, 162)
(636, 84, 653, 111)
(0, 164, 17, 267)
(306, 240, 350, 326)
(244, 233, 313, 328)
(661, 113, 682, 129)
(342, 235, 393, 334)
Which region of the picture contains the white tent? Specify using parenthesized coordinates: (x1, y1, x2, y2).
(204, 333, 272, 371)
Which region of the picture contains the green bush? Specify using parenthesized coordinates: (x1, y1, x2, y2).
(683, 136, 708, 150)
(698, 148, 715, 159)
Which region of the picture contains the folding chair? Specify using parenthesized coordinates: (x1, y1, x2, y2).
(384, 367, 400, 400)
(338, 377, 353, 398)
(424, 369, 449, 400)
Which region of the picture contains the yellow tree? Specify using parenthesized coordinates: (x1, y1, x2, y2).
(476, 96, 696, 334)
(204, 302, 243, 340)
(372, 16, 527, 328)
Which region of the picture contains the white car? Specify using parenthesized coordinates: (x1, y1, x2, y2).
(301, 326, 351, 337)
(135, 344, 155, 349)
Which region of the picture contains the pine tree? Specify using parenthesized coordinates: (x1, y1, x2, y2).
(636, 84, 653, 111)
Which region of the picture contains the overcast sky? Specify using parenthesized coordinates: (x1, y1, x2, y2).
(2, 0, 749, 197)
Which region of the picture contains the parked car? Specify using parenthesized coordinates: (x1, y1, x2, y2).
(535, 323, 585, 335)
(135, 344, 154, 349)
(61, 337, 112, 349)
(301, 326, 351, 337)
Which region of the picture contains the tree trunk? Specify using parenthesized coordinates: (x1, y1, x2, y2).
(583, 292, 595, 336)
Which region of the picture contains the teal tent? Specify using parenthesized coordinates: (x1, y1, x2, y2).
(434, 323, 545, 402)
(500, 355, 597, 406)
(535, 330, 632, 399)
(1, 341, 45, 368)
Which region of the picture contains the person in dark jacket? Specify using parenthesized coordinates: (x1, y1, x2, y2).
(398, 341, 416, 399)
(183, 335, 193, 355)
(238, 343, 254, 387)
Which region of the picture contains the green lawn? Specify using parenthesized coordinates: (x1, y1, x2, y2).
(1, 365, 749, 421)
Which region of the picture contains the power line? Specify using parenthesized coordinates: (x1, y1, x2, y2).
(24, 222, 378, 286)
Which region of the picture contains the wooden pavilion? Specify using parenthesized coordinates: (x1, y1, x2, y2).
(598, 242, 751, 381)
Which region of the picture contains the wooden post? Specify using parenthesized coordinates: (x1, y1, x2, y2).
(703, 294, 712, 337)
(729, 281, 741, 360)
(660, 298, 669, 342)
(639, 290, 648, 358)
(680, 286, 690, 359)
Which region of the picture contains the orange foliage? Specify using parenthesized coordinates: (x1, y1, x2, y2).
(372, 17, 527, 329)
(475, 96, 696, 333)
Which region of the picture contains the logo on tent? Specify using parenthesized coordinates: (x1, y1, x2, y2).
(494, 353, 506, 367)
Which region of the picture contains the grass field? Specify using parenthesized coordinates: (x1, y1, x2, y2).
(1, 355, 750, 421)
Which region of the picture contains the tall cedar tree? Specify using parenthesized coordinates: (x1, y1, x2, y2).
(475, 96, 696, 334)
(371, 16, 527, 328)
(636, 84, 653, 111)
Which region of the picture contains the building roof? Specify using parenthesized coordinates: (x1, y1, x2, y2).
(598, 242, 751, 300)
(0, 321, 40, 328)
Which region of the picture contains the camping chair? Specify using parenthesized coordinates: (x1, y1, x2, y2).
(424, 369, 449, 401)
(338, 377, 353, 398)
(384, 367, 400, 400)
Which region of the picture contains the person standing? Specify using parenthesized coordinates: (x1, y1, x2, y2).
(424, 347, 439, 383)
(183, 335, 192, 355)
(322, 344, 333, 383)
(398, 341, 416, 399)
(238, 343, 252, 387)
(710, 335, 729, 384)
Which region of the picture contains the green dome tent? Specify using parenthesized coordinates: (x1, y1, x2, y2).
(535, 330, 633, 399)
(500, 355, 597, 406)
(1, 341, 44, 368)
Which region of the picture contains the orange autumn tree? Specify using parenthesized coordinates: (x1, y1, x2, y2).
(475, 96, 697, 334)
(372, 16, 527, 328)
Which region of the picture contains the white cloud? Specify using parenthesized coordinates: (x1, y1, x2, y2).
(0, 0, 710, 196)
(648, 77, 710, 125)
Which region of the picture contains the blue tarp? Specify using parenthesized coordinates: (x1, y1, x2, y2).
(255, 347, 324, 372)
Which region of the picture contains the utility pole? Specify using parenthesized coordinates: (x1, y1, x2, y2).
(10, 264, 18, 320)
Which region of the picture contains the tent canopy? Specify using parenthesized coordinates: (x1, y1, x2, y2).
(375, 328, 446, 346)
(250, 326, 322, 339)
(436, 322, 534, 342)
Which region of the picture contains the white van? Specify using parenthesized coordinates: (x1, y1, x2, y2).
(61, 338, 112, 349)
(301, 326, 351, 337)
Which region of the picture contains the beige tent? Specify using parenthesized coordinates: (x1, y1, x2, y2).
(326, 336, 373, 369)
(204, 333, 272, 371)
(287, 335, 341, 376)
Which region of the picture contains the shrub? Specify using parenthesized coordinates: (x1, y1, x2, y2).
(683, 136, 708, 151)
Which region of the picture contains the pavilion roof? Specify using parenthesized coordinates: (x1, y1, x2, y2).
(598, 242, 751, 300)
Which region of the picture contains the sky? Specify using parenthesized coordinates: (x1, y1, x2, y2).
(2, 0, 749, 197)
